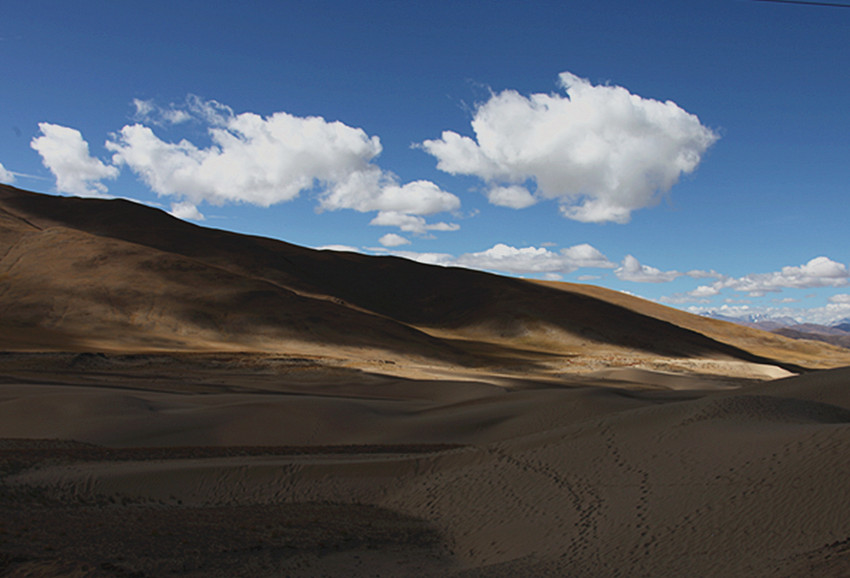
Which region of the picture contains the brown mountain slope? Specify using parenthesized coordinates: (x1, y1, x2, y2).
(773, 326, 850, 350)
(0, 196, 461, 359)
(2, 185, 849, 372)
(534, 279, 850, 369)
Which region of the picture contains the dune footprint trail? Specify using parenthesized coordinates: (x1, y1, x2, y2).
(3, 367, 850, 576)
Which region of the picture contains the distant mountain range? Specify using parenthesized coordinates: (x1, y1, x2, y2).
(702, 312, 850, 350)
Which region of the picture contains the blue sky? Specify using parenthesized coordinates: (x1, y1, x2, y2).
(2, 0, 849, 324)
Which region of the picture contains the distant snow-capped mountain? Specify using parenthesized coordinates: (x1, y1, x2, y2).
(702, 312, 799, 330)
(701, 311, 850, 350)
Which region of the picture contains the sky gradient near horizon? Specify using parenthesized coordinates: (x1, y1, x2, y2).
(2, 0, 849, 324)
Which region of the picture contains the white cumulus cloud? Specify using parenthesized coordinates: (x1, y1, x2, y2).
(0, 162, 14, 184)
(31, 123, 119, 196)
(689, 284, 721, 298)
(315, 244, 362, 253)
(378, 233, 410, 247)
(385, 242, 615, 276)
(421, 72, 718, 223)
(107, 113, 383, 207)
(169, 201, 205, 221)
(561, 243, 617, 269)
(379, 250, 455, 267)
(369, 211, 460, 235)
(454, 244, 572, 274)
(485, 185, 537, 209)
(615, 255, 681, 283)
(105, 98, 461, 233)
(320, 172, 459, 215)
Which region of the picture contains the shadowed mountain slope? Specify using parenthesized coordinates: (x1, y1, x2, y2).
(773, 325, 850, 350)
(2, 185, 849, 370)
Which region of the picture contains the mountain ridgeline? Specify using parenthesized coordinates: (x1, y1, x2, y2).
(2, 184, 849, 371)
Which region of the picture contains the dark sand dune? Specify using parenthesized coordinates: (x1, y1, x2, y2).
(2, 187, 850, 576)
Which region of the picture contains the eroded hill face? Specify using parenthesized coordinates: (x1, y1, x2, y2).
(2, 184, 849, 378)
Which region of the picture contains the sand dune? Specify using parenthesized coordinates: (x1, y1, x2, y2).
(2, 187, 850, 576)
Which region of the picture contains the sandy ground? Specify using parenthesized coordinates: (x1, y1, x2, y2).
(1, 353, 849, 577)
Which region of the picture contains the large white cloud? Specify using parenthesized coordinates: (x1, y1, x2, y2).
(104, 98, 460, 230)
(421, 72, 718, 223)
(0, 162, 14, 184)
(31, 123, 119, 196)
(107, 113, 383, 207)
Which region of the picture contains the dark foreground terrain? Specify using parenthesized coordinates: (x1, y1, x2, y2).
(1, 355, 849, 577)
